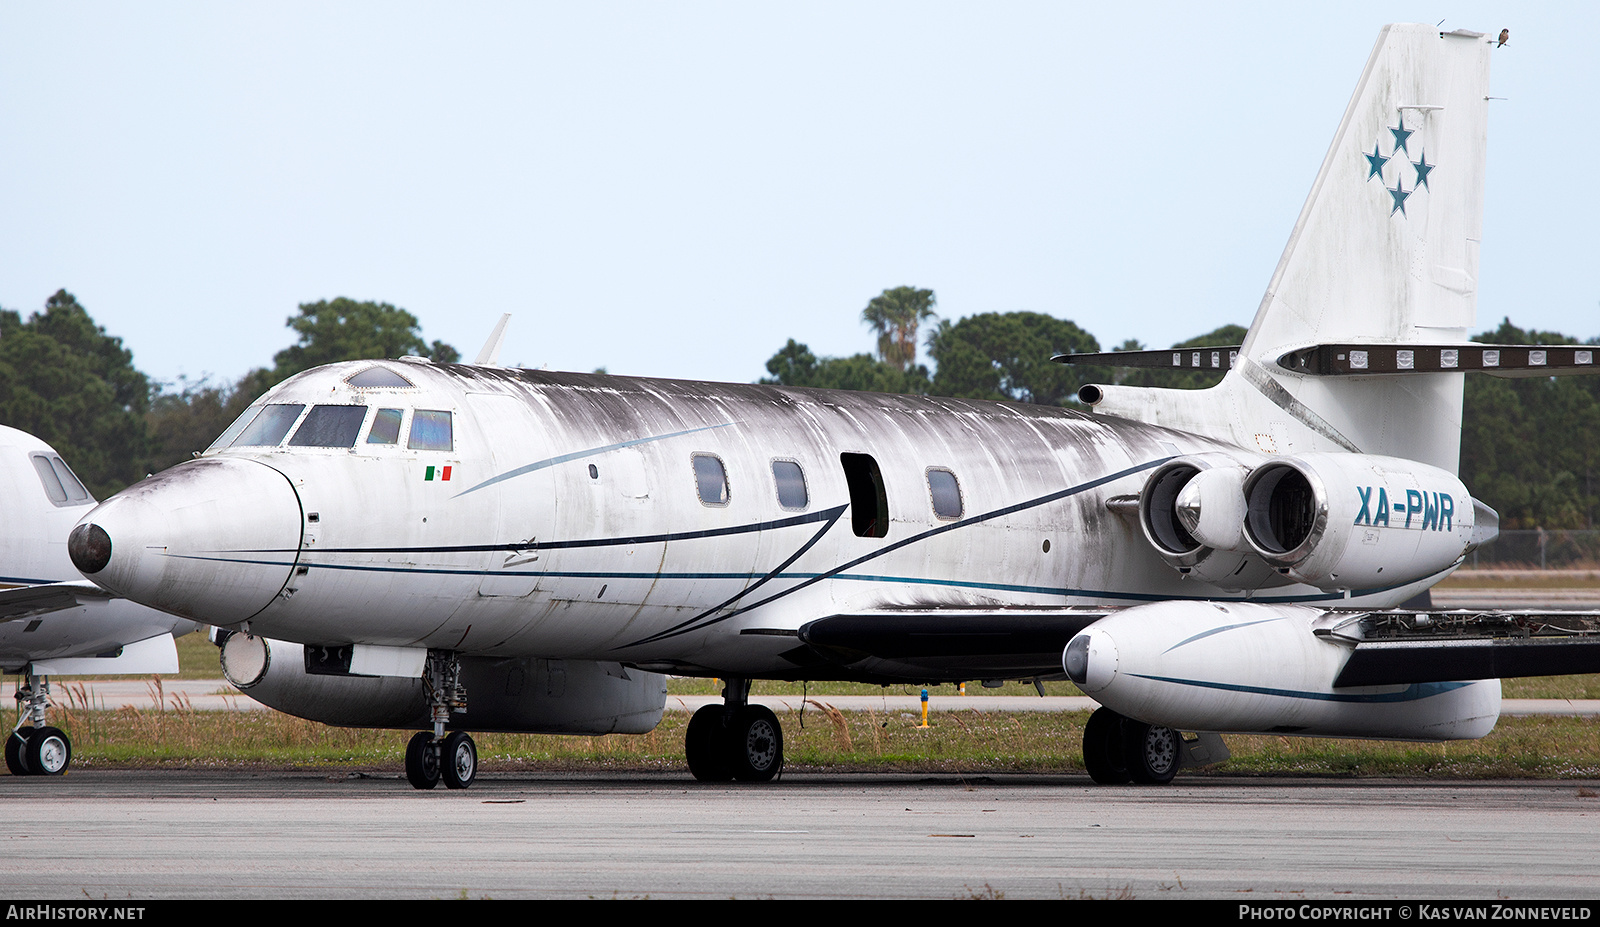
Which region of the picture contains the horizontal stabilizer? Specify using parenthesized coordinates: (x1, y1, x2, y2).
(1278, 343, 1600, 378)
(1054, 346, 1240, 372)
(798, 608, 1108, 681)
(0, 581, 117, 622)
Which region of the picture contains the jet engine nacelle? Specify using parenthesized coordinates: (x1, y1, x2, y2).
(1063, 601, 1499, 740)
(1138, 454, 1285, 591)
(1241, 453, 1475, 590)
(221, 634, 667, 734)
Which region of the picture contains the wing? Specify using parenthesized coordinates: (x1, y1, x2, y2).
(1328, 609, 1600, 686)
(798, 604, 1600, 688)
(0, 581, 119, 622)
(797, 606, 1109, 681)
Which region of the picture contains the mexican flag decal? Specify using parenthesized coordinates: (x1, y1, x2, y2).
(425, 465, 453, 481)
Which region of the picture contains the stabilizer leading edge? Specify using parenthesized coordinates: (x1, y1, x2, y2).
(1080, 25, 1497, 475)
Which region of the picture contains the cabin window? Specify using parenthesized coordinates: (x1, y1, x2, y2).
(232, 404, 306, 447)
(926, 468, 963, 520)
(345, 366, 415, 389)
(692, 454, 729, 506)
(31, 454, 91, 506)
(408, 410, 454, 451)
(366, 408, 404, 445)
(289, 405, 368, 448)
(841, 452, 889, 538)
(772, 460, 808, 510)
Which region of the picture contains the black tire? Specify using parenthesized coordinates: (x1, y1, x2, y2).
(24, 726, 70, 776)
(1123, 720, 1181, 785)
(6, 730, 30, 776)
(726, 705, 783, 782)
(686, 705, 732, 782)
(405, 731, 441, 790)
(1083, 707, 1131, 785)
(441, 731, 477, 790)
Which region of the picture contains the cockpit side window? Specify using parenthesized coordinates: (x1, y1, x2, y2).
(407, 410, 453, 451)
(31, 454, 92, 507)
(366, 408, 404, 445)
(232, 404, 306, 447)
(289, 405, 369, 448)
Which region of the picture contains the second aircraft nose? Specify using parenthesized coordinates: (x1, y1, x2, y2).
(71, 457, 305, 625)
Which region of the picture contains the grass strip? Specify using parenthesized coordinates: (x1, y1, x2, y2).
(38, 704, 1600, 780)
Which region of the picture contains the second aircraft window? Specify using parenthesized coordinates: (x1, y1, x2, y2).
(772, 460, 808, 510)
(927, 468, 963, 519)
(290, 405, 368, 448)
(693, 454, 729, 506)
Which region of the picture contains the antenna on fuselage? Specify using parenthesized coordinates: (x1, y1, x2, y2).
(474, 313, 512, 366)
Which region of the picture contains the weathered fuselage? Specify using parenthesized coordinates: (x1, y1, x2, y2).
(74, 358, 1451, 679)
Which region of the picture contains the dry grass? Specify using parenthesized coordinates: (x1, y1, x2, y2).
(1437, 570, 1600, 589)
(31, 701, 1600, 780)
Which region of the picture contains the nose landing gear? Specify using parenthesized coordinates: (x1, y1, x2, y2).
(403, 651, 477, 790)
(7, 671, 72, 777)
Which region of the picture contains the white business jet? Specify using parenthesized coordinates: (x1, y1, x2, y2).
(66, 24, 1600, 789)
(0, 426, 199, 775)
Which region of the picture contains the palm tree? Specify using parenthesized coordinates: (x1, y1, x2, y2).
(861, 287, 937, 372)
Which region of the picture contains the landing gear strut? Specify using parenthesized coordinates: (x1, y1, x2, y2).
(404, 651, 477, 790)
(685, 678, 783, 783)
(1082, 707, 1179, 785)
(7, 671, 71, 777)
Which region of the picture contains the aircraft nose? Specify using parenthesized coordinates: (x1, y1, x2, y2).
(72, 457, 304, 624)
(67, 523, 112, 575)
(1062, 627, 1119, 694)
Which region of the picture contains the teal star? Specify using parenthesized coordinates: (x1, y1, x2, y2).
(1388, 175, 1411, 216)
(1389, 114, 1414, 156)
(1365, 143, 1389, 181)
(1412, 150, 1434, 190)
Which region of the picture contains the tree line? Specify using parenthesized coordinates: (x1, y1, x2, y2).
(762, 287, 1599, 531)
(1, 286, 1595, 530)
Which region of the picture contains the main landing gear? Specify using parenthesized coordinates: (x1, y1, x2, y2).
(1082, 706, 1180, 785)
(7, 671, 71, 777)
(404, 651, 477, 790)
(685, 678, 783, 782)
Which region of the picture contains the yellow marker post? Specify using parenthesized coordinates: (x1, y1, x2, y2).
(917, 688, 930, 729)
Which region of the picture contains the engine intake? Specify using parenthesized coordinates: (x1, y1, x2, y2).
(1241, 453, 1477, 591)
(1137, 455, 1282, 591)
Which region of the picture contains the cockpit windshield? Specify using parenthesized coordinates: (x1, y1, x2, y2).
(32, 454, 92, 506)
(288, 405, 368, 448)
(205, 400, 452, 453)
(232, 404, 306, 447)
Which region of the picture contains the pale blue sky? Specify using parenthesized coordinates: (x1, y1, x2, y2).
(3, 2, 1595, 391)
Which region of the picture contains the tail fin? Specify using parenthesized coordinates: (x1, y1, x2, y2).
(1087, 25, 1495, 474)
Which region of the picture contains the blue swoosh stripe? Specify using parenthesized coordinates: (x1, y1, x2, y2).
(1127, 673, 1473, 703)
(452, 422, 736, 498)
